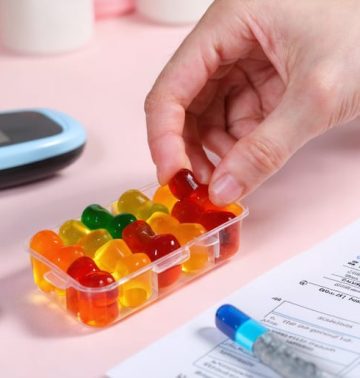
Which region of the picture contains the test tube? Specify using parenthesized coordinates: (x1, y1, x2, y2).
(215, 304, 328, 378)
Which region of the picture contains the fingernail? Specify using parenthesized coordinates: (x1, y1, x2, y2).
(197, 169, 211, 184)
(211, 174, 244, 204)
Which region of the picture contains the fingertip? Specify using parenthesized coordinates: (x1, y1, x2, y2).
(196, 170, 212, 185)
(156, 169, 169, 186)
(149, 130, 192, 184)
(193, 163, 214, 185)
(188, 149, 215, 184)
(209, 172, 245, 206)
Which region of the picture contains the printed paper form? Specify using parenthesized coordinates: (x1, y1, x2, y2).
(107, 219, 360, 378)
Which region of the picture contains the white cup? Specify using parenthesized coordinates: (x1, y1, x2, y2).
(136, 0, 213, 25)
(0, 0, 94, 54)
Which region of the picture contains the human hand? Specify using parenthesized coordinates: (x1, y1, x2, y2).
(145, 0, 360, 206)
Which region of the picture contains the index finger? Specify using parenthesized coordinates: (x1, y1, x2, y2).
(145, 0, 254, 184)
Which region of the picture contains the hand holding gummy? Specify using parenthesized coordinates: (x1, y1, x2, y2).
(28, 169, 245, 327)
(168, 169, 243, 260)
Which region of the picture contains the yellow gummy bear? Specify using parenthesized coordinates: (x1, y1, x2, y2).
(115, 253, 152, 307)
(117, 189, 168, 220)
(59, 220, 90, 246)
(94, 239, 132, 273)
(153, 185, 178, 213)
(78, 229, 112, 258)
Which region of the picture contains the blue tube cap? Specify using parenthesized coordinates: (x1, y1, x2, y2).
(216, 304, 268, 351)
(215, 304, 250, 341)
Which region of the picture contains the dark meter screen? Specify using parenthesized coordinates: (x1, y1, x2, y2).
(0, 111, 62, 147)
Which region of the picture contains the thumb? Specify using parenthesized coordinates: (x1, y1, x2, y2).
(209, 93, 320, 206)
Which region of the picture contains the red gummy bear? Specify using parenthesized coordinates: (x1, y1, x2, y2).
(169, 169, 234, 227)
(78, 271, 119, 326)
(122, 220, 155, 252)
(66, 256, 118, 326)
(169, 169, 240, 260)
(122, 221, 182, 288)
(67, 256, 100, 281)
(188, 184, 219, 211)
(168, 168, 199, 200)
(199, 211, 236, 231)
(67, 256, 100, 315)
(171, 197, 203, 223)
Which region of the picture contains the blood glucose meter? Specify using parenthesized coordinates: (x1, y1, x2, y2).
(0, 109, 86, 189)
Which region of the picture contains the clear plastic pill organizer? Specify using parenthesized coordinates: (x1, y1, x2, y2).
(28, 173, 248, 328)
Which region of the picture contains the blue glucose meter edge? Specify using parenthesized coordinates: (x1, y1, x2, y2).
(0, 108, 87, 189)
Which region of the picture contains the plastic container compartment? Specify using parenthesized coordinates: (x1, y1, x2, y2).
(28, 183, 248, 327)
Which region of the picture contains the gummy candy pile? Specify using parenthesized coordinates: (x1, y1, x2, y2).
(29, 169, 243, 326)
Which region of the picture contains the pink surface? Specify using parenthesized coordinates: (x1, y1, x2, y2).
(94, 0, 135, 19)
(0, 15, 360, 378)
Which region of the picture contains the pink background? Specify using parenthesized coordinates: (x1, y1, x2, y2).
(0, 15, 360, 378)
(94, 0, 135, 19)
